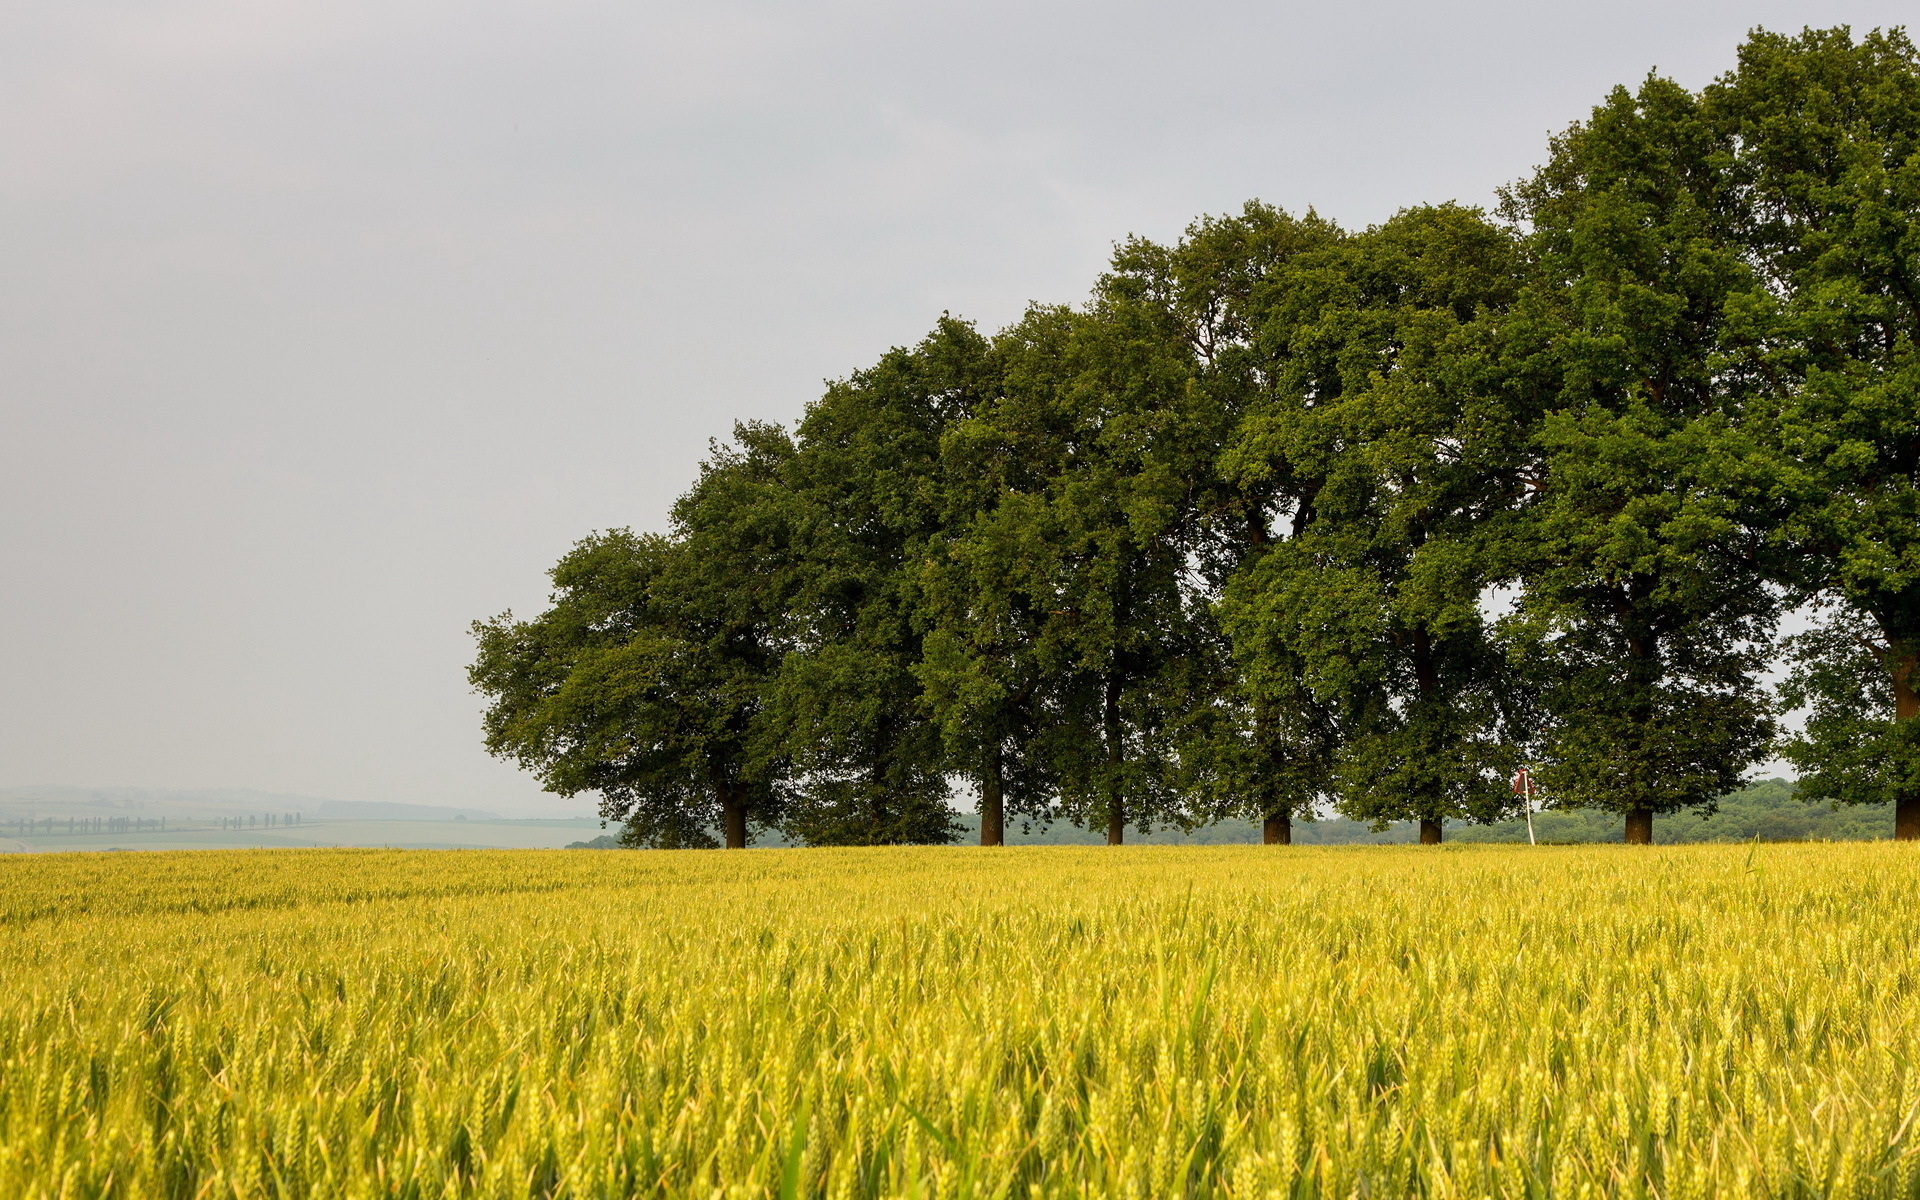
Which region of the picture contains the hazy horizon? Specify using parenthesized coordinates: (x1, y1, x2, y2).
(2, 0, 1888, 813)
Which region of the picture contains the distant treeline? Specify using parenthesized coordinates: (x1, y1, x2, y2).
(951, 781, 1899, 846)
(562, 781, 1893, 848)
(478, 28, 1920, 850)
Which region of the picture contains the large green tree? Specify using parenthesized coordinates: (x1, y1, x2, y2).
(1091, 203, 1346, 844)
(1225, 205, 1529, 843)
(1501, 70, 1780, 843)
(760, 320, 992, 845)
(469, 424, 798, 848)
(1708, 27, 1920, 837)
(918, 354, 1070, 845)
(942, 301, 1206, 844)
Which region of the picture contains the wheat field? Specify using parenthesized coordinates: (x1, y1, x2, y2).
(4, 843, 1919, 1198)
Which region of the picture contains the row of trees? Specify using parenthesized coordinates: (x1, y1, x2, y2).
(472, 27, 1920, 848)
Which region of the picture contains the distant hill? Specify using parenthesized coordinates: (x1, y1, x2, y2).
(0, 786, 499, 822)
(309, 798, 504, 821)
(8, 779, 1881, 846)
(1448, 778, 1892, 844)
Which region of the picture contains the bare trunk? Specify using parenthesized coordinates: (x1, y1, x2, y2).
(1624, 619, 1662, 828)
(1896, 651, 1920, 840)
(1899, 795, 1920, 842)
(980, 750, 1005, 847)
(720, 788, 747, 850)
(1410, 630, 1444, 848)
(1263, 813, 1291, 845)
(1104, 672, 1125, 846)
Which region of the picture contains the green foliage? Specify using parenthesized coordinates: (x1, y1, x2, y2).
(470, 531, 726, 849)
(1709, 30, 1920, 815)
(1096, 204, 1348, 833)
(759, 320, 991, 846)
(1500, 69, 1780, 818)
(1778, 605, 1920, 808)
(563, 834, 624, 849)
(933, 302, 1208, 841)
(470, 426, 798, 848)
(476, 26, 1920, 843)
(1222, 205, 1528, 831)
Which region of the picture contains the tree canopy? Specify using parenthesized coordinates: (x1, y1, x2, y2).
(473, 26, 1920, 846)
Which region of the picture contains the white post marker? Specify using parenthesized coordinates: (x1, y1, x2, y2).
(1513, 767, 1537, 846)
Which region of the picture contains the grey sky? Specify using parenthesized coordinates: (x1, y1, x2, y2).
(1, 0, 1901, 814)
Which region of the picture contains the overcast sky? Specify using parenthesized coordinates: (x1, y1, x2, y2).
(0, 0, 1902, 814)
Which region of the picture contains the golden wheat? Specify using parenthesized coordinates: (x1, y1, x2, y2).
(3, 843, 1919, 1198)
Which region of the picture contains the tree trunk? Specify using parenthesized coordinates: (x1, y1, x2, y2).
(1263, 813, 1291, 844)
(980, 751, 1005, 847)
(720, 789, 747, 850)
(1622, 618, 1663, 828)
(1896, 650, 1920, 840)
(1409, 631, 1444, 849)
(1104, 672, 1125, 846)
(1899, 795, 1920, 842)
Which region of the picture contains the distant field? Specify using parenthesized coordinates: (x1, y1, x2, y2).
(5, 844, 1920, 1197)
